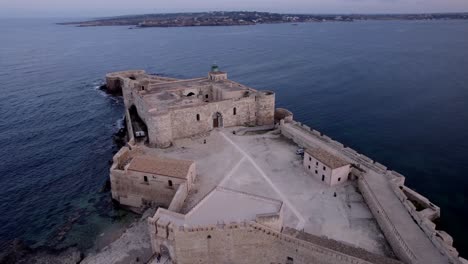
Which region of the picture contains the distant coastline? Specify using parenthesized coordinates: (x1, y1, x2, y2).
(58, 11, 468, 28)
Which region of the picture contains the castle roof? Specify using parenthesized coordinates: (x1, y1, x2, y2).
(305, 148, 349, 169)
(127, 155, 194, 179)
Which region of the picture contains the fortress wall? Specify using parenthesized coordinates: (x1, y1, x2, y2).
(280, 121, 416, 262)
(132, 90, 149, 122)
(274, 108, 293, 123)
(358, 178, 417, 264)
(148, 113, 173, 148)
(255, 91, 275, 126)
(167, 183, 189, 213)
(169, 97, 256, 140)
(279, 119, 464, 264)
(110, 168, 184, 209)
(167, 222, 388, 264)
(389, 183, 463, 263)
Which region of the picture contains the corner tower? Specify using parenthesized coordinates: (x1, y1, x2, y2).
(208, 65, 227, 81)
(255, 90, 275, 126)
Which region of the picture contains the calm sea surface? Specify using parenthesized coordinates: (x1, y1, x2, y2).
(1, 18, 467, 256)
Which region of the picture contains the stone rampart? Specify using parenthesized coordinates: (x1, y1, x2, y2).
(278, 119, 466, 264)
(274, 108, 293, 123)
(153, 219, 401, 264)
(358, 178, 417, 263)
(167, 183, 188, 213)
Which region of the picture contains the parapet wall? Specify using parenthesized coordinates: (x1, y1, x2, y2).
(151, 217, 400, 264)
(167, 183, 188, 213)
(358, 177, 417, 263)
(278, 117, 466, 264)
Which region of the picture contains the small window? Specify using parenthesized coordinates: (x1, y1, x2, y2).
(315, 170, 318, 174)
(322, 175, 325, 181)
(323, 166, 326, 170)
(233, 107, 237, 115)
(338, 177, 341, 182)
(187, 92, 195, 96)
(309, 157, 311, 161)
(168, 180, 173, 187)
(141, 86, 145, 91)
(286, 256, 294, 264)
(207, 235, 212, 239)
(144, 176, 148, 182)
(196, 114, 200, 121)
(205, 94, 209, 99)
(316, 161, 318, 166)
(308, 165, 310, 169)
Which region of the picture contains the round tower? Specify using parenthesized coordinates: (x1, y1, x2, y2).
(148, 112, 173, 148)
(255, 90, 275, 126)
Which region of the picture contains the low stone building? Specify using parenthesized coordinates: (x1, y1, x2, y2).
(110, 147, 196, 211)
(106, 66, 275, 148)
(303, 148, 351, 186)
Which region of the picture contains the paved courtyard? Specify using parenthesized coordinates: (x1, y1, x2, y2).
(145, 128, 393, 257)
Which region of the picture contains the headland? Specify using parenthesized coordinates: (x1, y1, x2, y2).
(58, 11, 468, 28)
(94, 67, 467, 264)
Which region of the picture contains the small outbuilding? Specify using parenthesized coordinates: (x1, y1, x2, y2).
(110, 147, 196, 211)
(303, 148, 350, 186)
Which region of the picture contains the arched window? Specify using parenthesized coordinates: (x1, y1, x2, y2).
(187, 92, 195, 97)
(233, 107, 237, 115)
(196, 114, 200, 121)
(144, 176, 148, 182)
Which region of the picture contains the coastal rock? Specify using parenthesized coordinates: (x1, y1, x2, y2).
(80, 209, 155, 264)
(0, 240, 83, 264)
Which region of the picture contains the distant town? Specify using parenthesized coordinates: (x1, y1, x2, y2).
(59, 11, 468, 28)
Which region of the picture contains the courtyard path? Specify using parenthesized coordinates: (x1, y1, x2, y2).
(219, 131, 306, 230)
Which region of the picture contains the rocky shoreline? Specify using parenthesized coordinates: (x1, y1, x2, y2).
(0, 108, 136, 264)
(58, 11, 468, 28)
(0, 210, 152, 264)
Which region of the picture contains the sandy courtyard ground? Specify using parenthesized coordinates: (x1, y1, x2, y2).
(145, 128, 393, 257)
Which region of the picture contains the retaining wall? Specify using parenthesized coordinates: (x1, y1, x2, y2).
(157, 220, 401, 264)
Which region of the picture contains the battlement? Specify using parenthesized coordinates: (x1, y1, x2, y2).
(278, 114, 466, 264)
(108, 68, 275, 148)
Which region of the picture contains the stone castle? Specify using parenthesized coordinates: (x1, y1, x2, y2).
(106, 65, 274, 148)
(107, 67, 467, 264)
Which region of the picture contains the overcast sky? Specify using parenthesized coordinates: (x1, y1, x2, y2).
(1, 0, 468, 18)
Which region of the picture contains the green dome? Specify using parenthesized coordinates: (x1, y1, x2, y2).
(211, 65, 219, 72)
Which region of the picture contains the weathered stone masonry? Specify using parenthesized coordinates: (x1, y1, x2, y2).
(107, 69, 275, 148)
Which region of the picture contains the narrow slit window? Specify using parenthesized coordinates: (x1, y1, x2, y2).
(233, 107, 237, 115)
(144, 176, 148, 182)
(168, 180, 173, 187)
(196, 114, 200, 121)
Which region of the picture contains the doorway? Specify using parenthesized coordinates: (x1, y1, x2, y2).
(213, 112, 223, 128)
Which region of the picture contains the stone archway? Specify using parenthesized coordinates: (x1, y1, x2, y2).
(212, 112, 223, 128)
